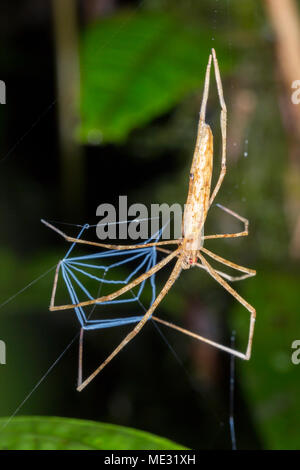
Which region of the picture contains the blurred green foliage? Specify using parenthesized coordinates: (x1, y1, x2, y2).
(0, 249, 59, 314)
(78, 11, 230, 144)
(0, 416, 186, 450)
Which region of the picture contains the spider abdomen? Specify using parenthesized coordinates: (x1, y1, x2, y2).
(183, 123, 213, 251)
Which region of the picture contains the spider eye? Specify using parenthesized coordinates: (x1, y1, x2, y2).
(190, 173, 194, 180)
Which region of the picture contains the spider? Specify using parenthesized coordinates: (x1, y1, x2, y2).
(42, 48, 256, 392)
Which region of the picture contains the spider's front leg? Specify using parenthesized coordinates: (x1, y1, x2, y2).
(209, 49, 227, 207)
(41, 219, 180, 251)
(50, 260, 62, 309)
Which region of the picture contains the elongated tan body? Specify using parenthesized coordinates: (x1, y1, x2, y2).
(182, 122, 213, 266)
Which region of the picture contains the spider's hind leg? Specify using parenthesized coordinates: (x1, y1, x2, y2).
(199, 247, 256, 281)
(198, 251, 256, 360)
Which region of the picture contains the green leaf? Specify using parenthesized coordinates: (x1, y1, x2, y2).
(0, 416, 187, 450)
(78, 11, 230, 144)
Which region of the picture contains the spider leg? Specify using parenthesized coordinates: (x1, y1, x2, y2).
(41, 219, 180, 250)
(200, 247, 256, 281)
(152, 316, 246, 359)
(209, 48, 227, 207)
(78, 328, 84, 388)
(50, 247, 181, 311)
(157, 247, 252, 282)
(199, 52, 212, 122)
(198, 251, 256, 360)
(204, 204, 249, 240)
(50, 260, 61, 309)
(153, 251, 255, 360)
(77, 253, 184, 391)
